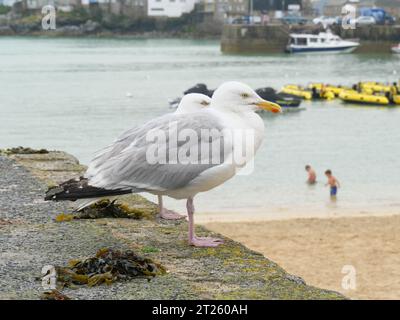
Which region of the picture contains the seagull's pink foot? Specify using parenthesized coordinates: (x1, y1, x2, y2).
(189, 236, 224, 247)
(159, 208, 186, 220)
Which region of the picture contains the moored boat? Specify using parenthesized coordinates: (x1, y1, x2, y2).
(286, 31, 359, 54)
(308, 83, 348, 96)
(280, 85, 312, 100)
(339, 90, 390, 106)
(392, 44, 400, 54)
(256, 87, 302, 108)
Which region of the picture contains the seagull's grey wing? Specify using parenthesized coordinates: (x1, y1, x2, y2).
(86, 113, 178, 178)
(88, 112, 232, 192)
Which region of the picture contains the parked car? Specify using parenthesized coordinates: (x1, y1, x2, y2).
(312, 16, 338, 27)
(360, 8, 396, 25)
(281, 14, 308, 25)
(338, 15, 377, 27)
(355, 16, 376, 26)
(231, 15, 262, 25)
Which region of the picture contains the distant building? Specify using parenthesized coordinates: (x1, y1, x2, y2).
(253, 0, 302, 12)
(81, 0, 147, 17)
(26, 0, 54, 9)
(373, 0, 400, 18)
(1, 0, 80, 9)
(147, 0, 197, 17)
(198, 0, 249, 22)
(123, 0, 147, 17)
(321, 0, 379, 16)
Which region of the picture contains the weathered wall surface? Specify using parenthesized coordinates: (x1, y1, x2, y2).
(221, 24, 290, 54)
(0, 150, 346, 300)
(335, 25, 400, 53)
(221, 24, 400, 54)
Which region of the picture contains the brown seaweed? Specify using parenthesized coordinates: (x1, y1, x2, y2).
(41, 289, 71, 300)
(55, 248, 166, 288)
(54, 199, 152, 222)
(76, 199, 152, 220)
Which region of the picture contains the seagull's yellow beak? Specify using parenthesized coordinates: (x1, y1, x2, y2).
(256, 100, 282, 113)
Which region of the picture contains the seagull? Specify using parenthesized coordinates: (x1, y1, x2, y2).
(83, 93, 211, 220)
(45, 81, 281, 247)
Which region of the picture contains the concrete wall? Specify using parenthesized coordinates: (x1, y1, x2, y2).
(221, 24, 290, 54)
(221, 24, 400, 54)
(334, 24, 400, 53)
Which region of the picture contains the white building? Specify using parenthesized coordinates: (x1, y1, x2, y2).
(148, 0, 197, 18)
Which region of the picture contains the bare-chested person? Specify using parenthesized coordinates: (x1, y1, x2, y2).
(325, 169, 340, 197)
(305, 165, 317, 184)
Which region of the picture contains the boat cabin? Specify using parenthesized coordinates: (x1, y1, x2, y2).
(288, 33, 342, 46)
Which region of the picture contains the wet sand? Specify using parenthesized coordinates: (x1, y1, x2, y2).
(204, 214, 400, 300)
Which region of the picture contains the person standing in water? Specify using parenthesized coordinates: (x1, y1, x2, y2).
(305, 165, 317, 184)
(325, 170, 340, 197)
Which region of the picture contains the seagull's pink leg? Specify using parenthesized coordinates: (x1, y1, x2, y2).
(186, 197, 223, 247)
(158, 195, 185, 220)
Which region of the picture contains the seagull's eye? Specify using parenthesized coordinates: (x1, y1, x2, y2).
(201, 100, 209, 106)
(241, 93, 250, 98)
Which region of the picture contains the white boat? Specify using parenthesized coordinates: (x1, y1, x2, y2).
(392, 44, 400, 54)
(286, 31, 359, 54)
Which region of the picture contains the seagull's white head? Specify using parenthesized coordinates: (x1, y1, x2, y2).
(211, 81, 282, 114)
(175, 93, 211, 114)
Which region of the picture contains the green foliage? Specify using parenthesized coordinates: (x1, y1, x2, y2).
(57, 8, 90, 26)
(6, 7, 215, 36)
(141, 246, 160, 254)
(0, 5, 11, 15)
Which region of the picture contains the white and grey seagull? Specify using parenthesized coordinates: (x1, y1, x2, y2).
(83, 93, 211, 220)
(45, 81, 281, 247)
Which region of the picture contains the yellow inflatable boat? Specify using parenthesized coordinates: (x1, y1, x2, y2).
(281, 86, 312, 100)
(360, 83, 391, 93)
(339, 90, 390, 105)
(320, 90, 336, 100)
(309, 84, 346, 96)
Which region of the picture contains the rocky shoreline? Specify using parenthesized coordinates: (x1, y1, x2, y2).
(0, 149, 346, 300)
(0, 23, 219, 39)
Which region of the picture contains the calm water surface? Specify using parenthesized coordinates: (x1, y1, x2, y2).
(1, 37, 400, 218)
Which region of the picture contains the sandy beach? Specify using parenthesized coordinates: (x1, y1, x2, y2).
(204, 214, 400, 300)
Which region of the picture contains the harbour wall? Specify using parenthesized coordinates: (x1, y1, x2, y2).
(0, 148, 346, 300)
(221, 24, 400, 54)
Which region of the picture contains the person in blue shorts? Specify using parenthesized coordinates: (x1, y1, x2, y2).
(325, 170, 340, 198)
